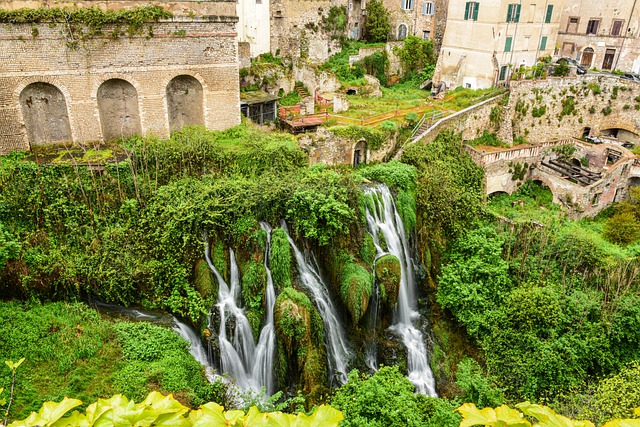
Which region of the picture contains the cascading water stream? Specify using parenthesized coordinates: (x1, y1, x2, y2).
(203, 229, 276, 394)
(281, 220, 352, 386)
(364, 184, 437, 396)
(363, 268, 381, 373)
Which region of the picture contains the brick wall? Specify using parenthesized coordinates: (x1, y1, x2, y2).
(0, 17, 240, 153)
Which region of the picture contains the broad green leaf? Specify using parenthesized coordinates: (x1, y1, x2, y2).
(190, 402, 229, 427)
(456, 402, 531, 427)
(306, 405, 343, 427)
(517, 402, 595, 427)
(9, 397, 82, 427)
(265, 411, 292, 427)
(601, 421, 640, 427)
(50, 410, 89, 427)
(153, 412, 192, 427)
(83, 399, 115, 427)
(243, 406, 271, 427)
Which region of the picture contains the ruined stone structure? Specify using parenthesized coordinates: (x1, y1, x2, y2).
(435, 0, 561, 89)
(0, 1, 240, 153)
(508, 75, 640, 145)
(466, 138, 638, 217)
(557, 0, 640, 73)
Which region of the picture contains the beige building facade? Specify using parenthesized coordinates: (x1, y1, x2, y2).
(557, 0, 640, 73)
(0, 0, 240, 153)
(435, 0, 562, 89)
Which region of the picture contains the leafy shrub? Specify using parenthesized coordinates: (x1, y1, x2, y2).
(331, 366, 460, 427)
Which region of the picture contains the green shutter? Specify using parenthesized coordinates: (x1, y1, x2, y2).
(507, 4, 512, 21)
(473, 2, 479, 20)
(545, 5, 553, 23)
(505, 36, 512, 52)
(499, 65, 508, 80)
(540, 36, 547, 50)
(515, 4, 521, 22)
(464, 1, 470, 19)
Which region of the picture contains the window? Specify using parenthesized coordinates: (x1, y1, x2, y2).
(349, 2, 352, 9)
(566, 17, 579, 32)
(499, 65, 508, 81)
(398, 23, 408, 39)
(562, 42, 575, 55)
(505, 36, 513, 52)
(545, 4, 553, 23)
(586, 19, 600, 35)
(423, 30, 431, 39)
(402, 0, 414, 11)
(540, 35, 547, 50)
(464, 2, 479, 20)
(422, 1, 434, 15)
(611, 19, 624, 36)
(507, 4, 521, 22)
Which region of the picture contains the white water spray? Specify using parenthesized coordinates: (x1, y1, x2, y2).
(364, 184, 437, 396)
(281, 220, 352, 385)
(203, 228, 276, 394)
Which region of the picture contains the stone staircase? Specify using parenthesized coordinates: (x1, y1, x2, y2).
(294, 82, 310, 98)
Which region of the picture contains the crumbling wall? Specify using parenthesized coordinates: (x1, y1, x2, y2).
(0, 17, 240, 152)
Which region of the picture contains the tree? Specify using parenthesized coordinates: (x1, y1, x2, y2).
(364, 0, 391, 43)
(394, 35, 435, 73)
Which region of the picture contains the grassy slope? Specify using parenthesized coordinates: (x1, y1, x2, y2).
(0, 301, 219, 420)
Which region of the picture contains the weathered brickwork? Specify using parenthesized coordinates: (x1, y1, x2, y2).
(0, 16, 240, 153)
(508, 75, 640, 144)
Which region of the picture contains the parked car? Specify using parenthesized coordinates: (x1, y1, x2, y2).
(584, 135, 603, 144)
(557, 57, 588, 75)
(620, 73, 640, 82)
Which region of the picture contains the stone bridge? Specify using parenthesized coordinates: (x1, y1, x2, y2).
(465, 138, 637, 217)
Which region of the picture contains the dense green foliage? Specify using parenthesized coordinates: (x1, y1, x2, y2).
(331, 366, 460, 427)
(0, 302, 223, 420)
(438, 183, 640, 403)
(0, 124, 361, 323)
(393, 36, 435, 74)
(0, 6, 172, 48)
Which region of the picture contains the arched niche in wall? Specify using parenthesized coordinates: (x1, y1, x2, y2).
(97, 79, 141, 142)
(19, 82, 72, 146)
(166, 75, 204, 133)
(353, 139, 367, 167)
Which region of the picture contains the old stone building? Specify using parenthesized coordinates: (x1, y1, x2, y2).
(237, 0, 270, 57)
(434, 0, 562, 89)
(0, 0, 240, 154)
(557, 0, 640, 73)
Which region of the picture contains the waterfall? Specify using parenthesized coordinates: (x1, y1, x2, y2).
(93, 301, 217, 381)
(364, 274, 381, 373)
(281, 220, 352, 386)
(364, 184, 437, 396)
(203, 229, 276, 395)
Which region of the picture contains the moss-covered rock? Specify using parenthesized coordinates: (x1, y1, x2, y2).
(375, 254, 401, 308)
(361, 233, 376, 266)
(193, 258, 217, 302)
(271, 228, 292, 290)
(242, 259, 267, 337)
(212, 239, 228, 281)
(274, 287, 326, 394)
(340, 261, 373, 323)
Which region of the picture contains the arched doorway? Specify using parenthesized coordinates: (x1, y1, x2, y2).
(19, 82, 72, 145)
(97, 79, 141, 142)
(353, 140, 366, 167)
(580, 48, 594, 68)
(398, 24, 408, 40)
(166, 75, 204, 132)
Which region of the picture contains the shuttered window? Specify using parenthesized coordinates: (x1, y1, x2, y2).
(545, 4, 553, 23)
(507, 4, 521, 22)
(539, 36, 547, 50)
(505, 36, 513, 52)
(422, 1, 434, 15)
(464, 2, 479, 20)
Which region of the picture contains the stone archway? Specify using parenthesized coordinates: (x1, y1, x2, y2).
(19, 82, 72, 146)
(166, 75, 204, 132)
(97, 79, 141, 141)
(353, 140, 366, 167)
(488, 190, 508, 198)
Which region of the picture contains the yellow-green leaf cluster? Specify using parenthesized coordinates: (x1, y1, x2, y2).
(8, 392, 343, 427)
(456, 403, 640, 427)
